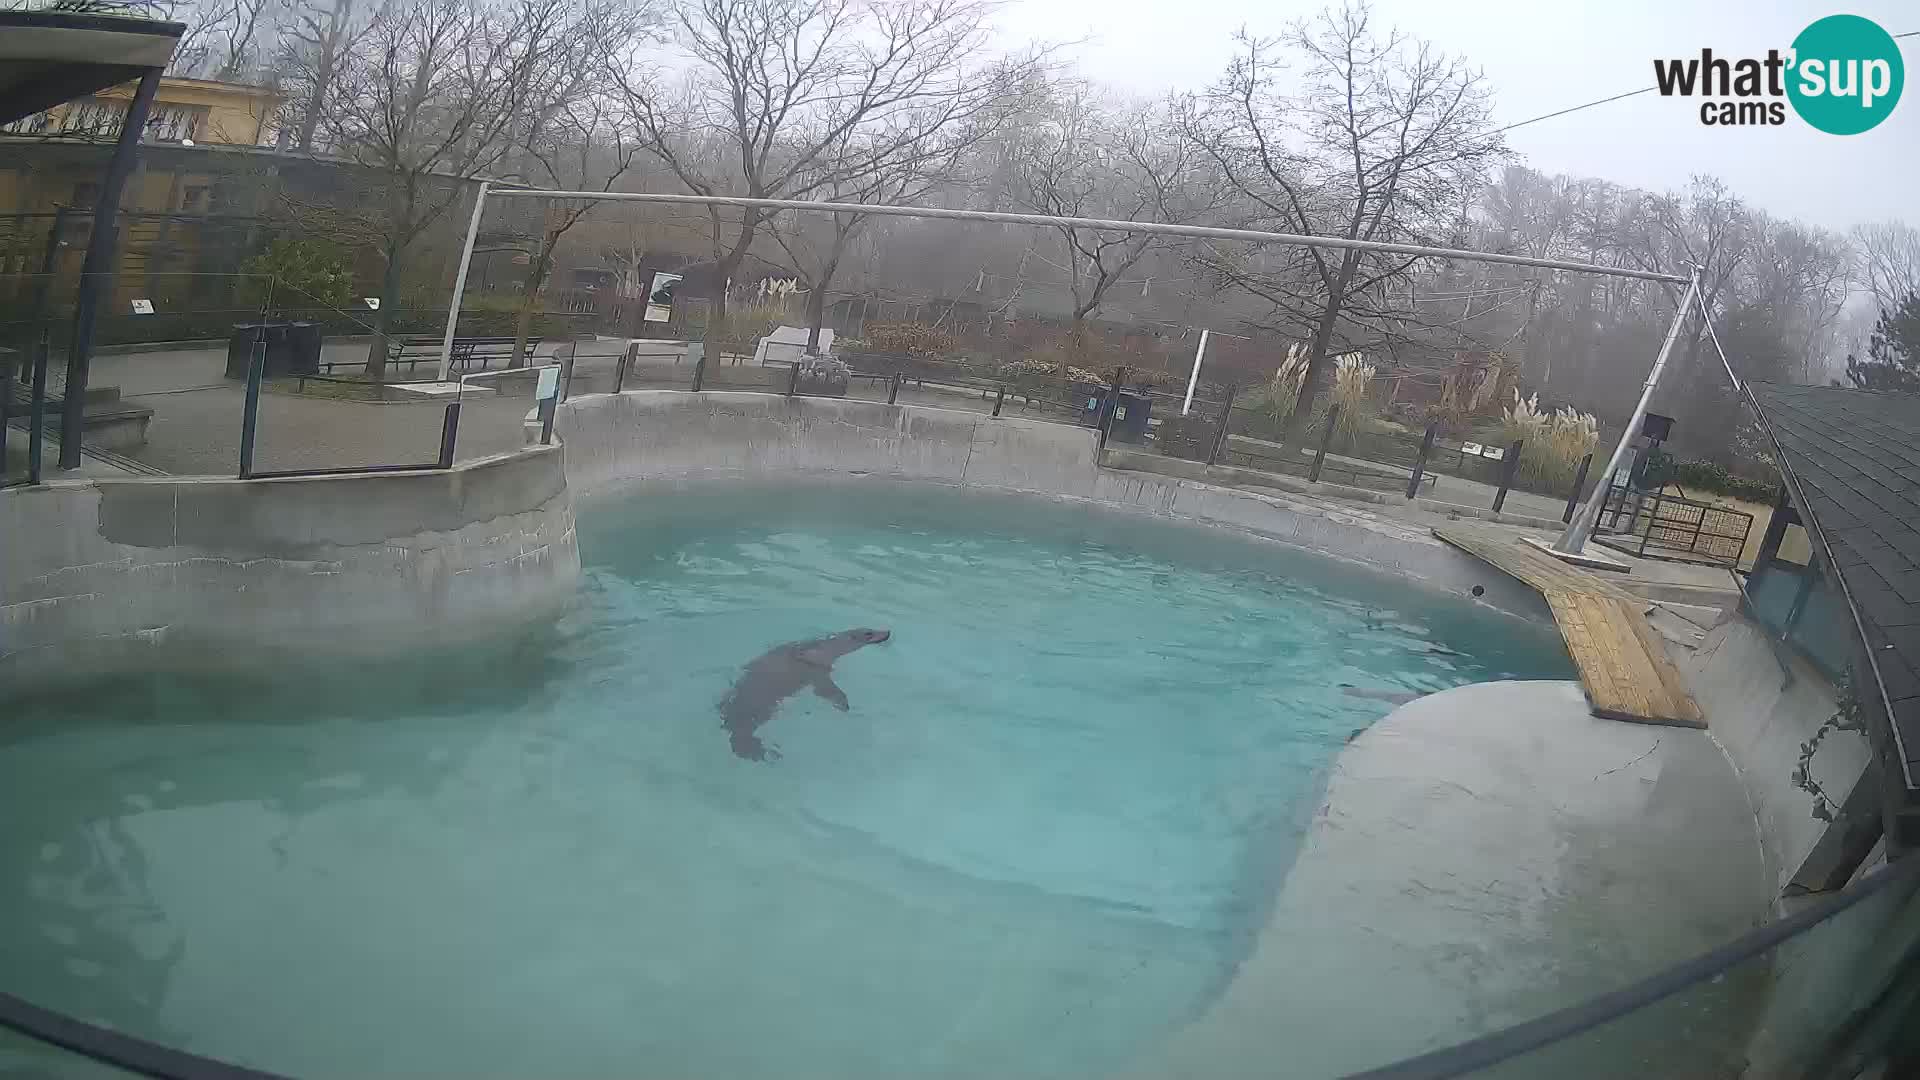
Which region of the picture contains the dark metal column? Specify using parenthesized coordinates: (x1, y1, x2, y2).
(59, 67, 161, 470)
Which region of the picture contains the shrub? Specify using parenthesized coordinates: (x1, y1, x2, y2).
(1667, 458, 1777, 502)
(1498, 390, 1598, 492)
(242, 238, 354, 312)
(1328, 352, 1376, 442)
(867, 322, 955, 357)
(999, 357, 1103, 385)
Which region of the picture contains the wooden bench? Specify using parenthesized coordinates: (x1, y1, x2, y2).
(319, 336, 544, 375)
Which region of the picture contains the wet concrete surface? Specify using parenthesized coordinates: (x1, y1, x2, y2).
(1136, 680, 1772, 1079)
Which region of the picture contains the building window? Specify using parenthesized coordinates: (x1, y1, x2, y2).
(144, 105, 206, 143)
(1, 99, 208, 142)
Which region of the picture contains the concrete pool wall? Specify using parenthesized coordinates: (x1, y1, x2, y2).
(553, 390, 1552, 621)
(0, 385, 1890, 1073)
(0, 445, 579, 696)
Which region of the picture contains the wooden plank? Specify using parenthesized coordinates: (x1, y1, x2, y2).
(1434, 525, 1705, 729)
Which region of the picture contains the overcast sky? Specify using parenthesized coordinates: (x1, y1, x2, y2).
(997, 0, 1916, 234)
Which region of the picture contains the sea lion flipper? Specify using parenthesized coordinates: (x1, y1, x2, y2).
(811, 673, 850, 711)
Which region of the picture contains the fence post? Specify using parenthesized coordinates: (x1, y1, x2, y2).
(1309, 404, 1341, 483)
(237, 340, 265, 479)
(1492, 439, 1524, 513)
(1639, 490, 1664, 556)
(992, 384, 1006, 417)
(787, 361, 802, 397)
(1098, 367, 1129, 450)
(887, 372, 901, 405)
(614, 342, 632, 394)
(1406, 421, 1438, 500)
(26, 334, 48, 484)
(437, 400, 462, 468)
(0, 357, 11, 477)
(1563, 452, 1594, 524)
(1206, 382, 1237, 466)
(691, 351, 706, 392)
(539, 395, 556, 445)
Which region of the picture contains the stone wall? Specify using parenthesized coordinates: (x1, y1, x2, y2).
(554, 390, 1551, 621)
(1, 446, 579, 696)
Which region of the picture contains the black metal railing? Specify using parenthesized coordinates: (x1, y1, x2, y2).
(1595, 483, 1754, 566)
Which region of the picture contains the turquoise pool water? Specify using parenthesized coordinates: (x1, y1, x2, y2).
(0, 482, 1572, 1078)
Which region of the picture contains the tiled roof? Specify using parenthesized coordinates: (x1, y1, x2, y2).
(1747, 382, 1920, 801)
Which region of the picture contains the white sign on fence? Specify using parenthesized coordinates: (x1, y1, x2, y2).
(130, 299, 153, 314)
(535, 365, 559, 401)
(363, 297, 381, 310)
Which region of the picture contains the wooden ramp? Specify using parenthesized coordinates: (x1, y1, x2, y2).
(1434, 526, 1705, 729)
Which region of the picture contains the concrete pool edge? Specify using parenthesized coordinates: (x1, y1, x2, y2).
(1130, 679, 1776, 1079)
(0, 445, 580, 697)
(553, 390, 1556, 626)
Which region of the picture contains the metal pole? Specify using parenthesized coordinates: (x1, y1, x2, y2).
(1, 354, 12, 478)
(60, 68, 161, 471)
(1207, 383, 1236, 466)
(614, 342, 632, 393)
(1563, 453, 1594, 523)
(1556, 267, 1702, 554)
(1310, 405, 1340, 483)
(1639, 490, 1664, 557)
(436, 400, 461, 468)
(786, 361, 801, 397)
(486, 189, 1690, 285)
(436, 180, 490, 383)
(26, 339, 49, 485)
(1407, 422, 1439, 500)
(887, 372, 900, 405)
(692, 351, 706, 392)
(1492, 439, 1524, 513)
(237, 341, 264, 479)
(992, 385, 1005, 417)
(1098, 367, 1128, 450)
(1181, 329, 1209, 416)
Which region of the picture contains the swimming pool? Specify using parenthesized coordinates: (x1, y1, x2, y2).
(0, 481, 1573, 1078)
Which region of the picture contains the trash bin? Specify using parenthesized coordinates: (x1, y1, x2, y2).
(1107, 390, 1152, 443)
(226, 323, 266, 379)
(1071, 380, 1104, 423)
(284, 321, 322, 376)
(227, 322, 319, 378)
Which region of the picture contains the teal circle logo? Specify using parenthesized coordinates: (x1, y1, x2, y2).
(1787, 15, 1904, 135)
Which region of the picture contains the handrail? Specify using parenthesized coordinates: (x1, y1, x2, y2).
(5, 853, 1914, 1079)
(1341, 853, 1920, 1079)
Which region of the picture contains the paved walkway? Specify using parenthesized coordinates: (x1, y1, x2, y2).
(65, 343, 558, 476)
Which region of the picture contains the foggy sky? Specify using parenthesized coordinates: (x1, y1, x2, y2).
(997, 0, 1916, 234)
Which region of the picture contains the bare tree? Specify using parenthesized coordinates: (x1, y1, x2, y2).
(608, 0, 1031, 319)
(279, 0, 374, 151)
(317, 0, 614, 375)
(1182, 1, 1504, 446)
(508, 92, 651, 367)
(1853, 220, 1920, 313)
(1009, 84, 1220, 372)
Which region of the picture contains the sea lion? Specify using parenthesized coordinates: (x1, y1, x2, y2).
(719, 628, 891, 761)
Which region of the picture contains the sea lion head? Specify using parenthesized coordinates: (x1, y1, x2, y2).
(845, 627, 891, 645)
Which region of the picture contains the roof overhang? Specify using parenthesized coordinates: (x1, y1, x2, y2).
(0, 10, 185, 126)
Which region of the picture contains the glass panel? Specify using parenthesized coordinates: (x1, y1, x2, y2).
(0, 1026, 140, 1079)
(1378, 859, 1920, 1080)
